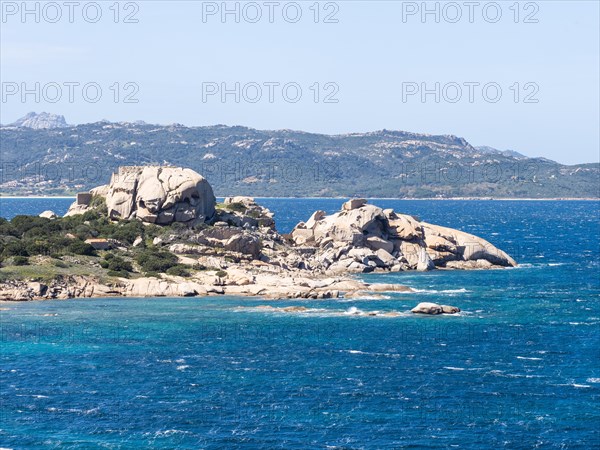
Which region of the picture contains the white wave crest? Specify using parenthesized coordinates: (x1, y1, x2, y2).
(412, 288, 471, 294)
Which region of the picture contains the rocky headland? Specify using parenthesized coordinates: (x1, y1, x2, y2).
(0, 166, 517, 313)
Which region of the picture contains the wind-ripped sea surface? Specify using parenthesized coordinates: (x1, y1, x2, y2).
(0, 199, 599, 448)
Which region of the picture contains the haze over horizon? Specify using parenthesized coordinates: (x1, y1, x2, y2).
(1, 1, 599, 165)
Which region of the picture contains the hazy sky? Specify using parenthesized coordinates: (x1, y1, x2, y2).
(1, 1, 599, 164)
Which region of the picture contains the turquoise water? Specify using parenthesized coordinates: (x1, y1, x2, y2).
(1, 199, 599, 448)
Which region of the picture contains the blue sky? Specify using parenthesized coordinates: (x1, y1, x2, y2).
(1, 1, 598, 164)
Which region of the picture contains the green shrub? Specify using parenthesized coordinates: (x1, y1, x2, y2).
(169, 222, 188, 231)
(10, 216, 51, 236)
(142, 224, 161, 240)
(225, 202, 247, 213)
(1, 240, 29, 257)
(73, 224, 95, 240)
(20, 234, 74, 257)
(12, 256, 29, 266)
(106, 255, 133, 272)
(53, 259, 68, 268)
(107, 270, 130, 278)
(135, 249, 178, 273)
(144, 271, 161, 278)
(99, 253, 132, 271)
(215, 270, 227, 278)
(166, 265, 191, 277)
(67, 240, 97, 256)
(23, 222, 61, 238)
(81, 209, 102, 222)
(24, 239, 52, 256)
(89, 196, 108, 214)
(108, 221, 144, 244)
(0, 218, 16, 237)
(46, 236, 74, 256)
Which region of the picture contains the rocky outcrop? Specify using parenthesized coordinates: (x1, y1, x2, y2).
(123, 278, 211, 297)
(0, 272, 411, 302)
(66, 166, 216, 225)
(215, 196, 275, 230)
(0, 276, 121, 301)
(343, 198, 367, 210)
(64, 203, 89, 217)
(39, 210, 57, 219)
(291, 199, 517, 274)
(0, 273, 463, 319)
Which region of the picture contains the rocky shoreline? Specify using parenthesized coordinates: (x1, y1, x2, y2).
(0, 166, 518, 314)
(0, 275, 461, 318)
(0, 272, 410, 302)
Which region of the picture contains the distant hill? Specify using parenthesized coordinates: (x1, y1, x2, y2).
(1, 114, 598, 198)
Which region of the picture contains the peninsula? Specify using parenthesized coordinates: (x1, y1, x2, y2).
(0, 166, 516, 313)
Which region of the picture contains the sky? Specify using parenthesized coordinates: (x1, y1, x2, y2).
(1, 0, 599, 165)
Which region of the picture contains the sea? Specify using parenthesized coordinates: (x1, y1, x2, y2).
(0, 198, 599, 449)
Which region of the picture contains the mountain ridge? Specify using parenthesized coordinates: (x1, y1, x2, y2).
(1, 113, 598, 198)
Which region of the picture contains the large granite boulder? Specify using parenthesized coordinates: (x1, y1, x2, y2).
(385, 210, 423, 240)
(224, 233, 261, 258)
(293, 203, 388, 247)
(291, 199, 517, 273)
(421, 222, 516, 268)
(66, 166, 216, 225)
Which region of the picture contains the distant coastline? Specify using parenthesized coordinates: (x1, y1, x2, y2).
(3, 120, 598, 199)
(0, 195, 598, 201)
(0, 196, 76, 199)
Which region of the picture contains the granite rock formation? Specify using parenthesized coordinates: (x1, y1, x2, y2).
(67, 166, 216, 225)
(291, 198, 517, 273)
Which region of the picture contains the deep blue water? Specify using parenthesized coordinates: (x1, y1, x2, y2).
(1, 199, 599, 448)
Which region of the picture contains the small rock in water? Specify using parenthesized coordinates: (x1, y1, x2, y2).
(411, 302, 460, 315)
(441, 305, 461, 314)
